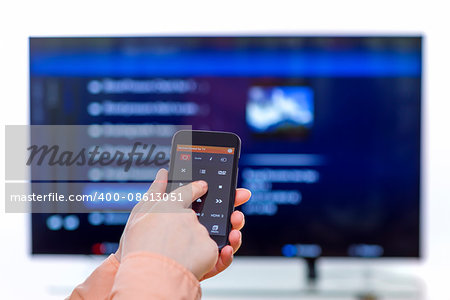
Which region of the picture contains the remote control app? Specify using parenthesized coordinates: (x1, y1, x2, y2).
(168, 144, 236, 236)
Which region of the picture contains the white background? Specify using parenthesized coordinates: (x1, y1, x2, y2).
(0, 1, 449, 299)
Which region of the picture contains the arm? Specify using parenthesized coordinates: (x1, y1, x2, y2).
(67, 254, 119, 300)
(109, 252, 201, 300)
(68, 169, 251, 299)
(66, 252, 201, 300)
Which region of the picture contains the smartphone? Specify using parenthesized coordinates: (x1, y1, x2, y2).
(166, 130, 241, 249)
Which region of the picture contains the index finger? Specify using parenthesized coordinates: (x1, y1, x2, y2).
(235, 188, 251, 207)
(133, 168, 169, 212)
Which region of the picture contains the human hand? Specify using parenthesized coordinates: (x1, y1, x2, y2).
(115, 168, 251, 280)
(115, 169, 218, 280)
(199, 188, 251, 281)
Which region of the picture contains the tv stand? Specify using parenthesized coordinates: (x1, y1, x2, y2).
(298, 257, 420, 299)
(305, 257, 318, 286)
(201, 257, 423, 299)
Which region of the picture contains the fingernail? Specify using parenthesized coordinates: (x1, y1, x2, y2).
(196, 180, 207, 189)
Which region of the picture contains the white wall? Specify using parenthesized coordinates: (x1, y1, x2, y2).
(1, 1, 449, 299)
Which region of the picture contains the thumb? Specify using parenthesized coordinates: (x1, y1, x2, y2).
(171, 180, 208, 208)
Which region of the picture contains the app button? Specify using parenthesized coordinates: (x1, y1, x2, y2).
(180, 153, 191, 161)
(199, 169, 206, 174)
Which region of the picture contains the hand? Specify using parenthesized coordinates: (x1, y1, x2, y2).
(115, 168, 251, 280)
(115, 169, 218, 280)
(200, 188, 251, 281)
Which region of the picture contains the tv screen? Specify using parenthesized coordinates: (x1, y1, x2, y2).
(30, 36, 422, 257)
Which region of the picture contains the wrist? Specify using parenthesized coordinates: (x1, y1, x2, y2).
(123, 251, 201, 281)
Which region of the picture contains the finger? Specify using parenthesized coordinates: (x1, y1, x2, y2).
(147, 169, 168, 193)
(200, 245, 234, 281)
(228, 229, 242, 253)
(171, 180, 208, 208)
(235, 188, 251, 207)
(133, 169, 169, 213)
(214, 245, 234, 274)
(230, 210, 245, 231)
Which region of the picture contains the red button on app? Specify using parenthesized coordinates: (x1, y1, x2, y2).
(180, 153, 191, 161)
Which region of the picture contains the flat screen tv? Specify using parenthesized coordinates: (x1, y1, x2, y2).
(29, 36, 422, 258)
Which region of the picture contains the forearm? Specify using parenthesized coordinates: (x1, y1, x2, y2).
(68, 254, 119, 300)
(109, 252, 201, 300)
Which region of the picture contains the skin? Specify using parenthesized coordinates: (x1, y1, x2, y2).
(115, 168, 251, 280)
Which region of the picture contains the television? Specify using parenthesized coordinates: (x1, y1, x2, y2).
(29, 36, 422, 258)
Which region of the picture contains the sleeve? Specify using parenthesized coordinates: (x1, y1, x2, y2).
(67, 254, 120, 300)
(109, 252, 201, 300)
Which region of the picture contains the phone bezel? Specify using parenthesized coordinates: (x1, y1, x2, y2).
(168, 130, 241, 249)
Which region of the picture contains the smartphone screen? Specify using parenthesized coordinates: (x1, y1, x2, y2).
(167, 131, 240, 248)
